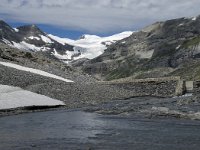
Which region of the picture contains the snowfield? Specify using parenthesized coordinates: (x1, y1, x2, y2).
(0, 85, 65, 110)
(0, 61, 74, 83)
(49, 31, 133, 60)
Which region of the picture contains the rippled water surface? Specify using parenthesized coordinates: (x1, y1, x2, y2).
(1, 110, 200, 150)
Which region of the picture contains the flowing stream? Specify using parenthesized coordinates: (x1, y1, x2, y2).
(1, 110, 200, 150)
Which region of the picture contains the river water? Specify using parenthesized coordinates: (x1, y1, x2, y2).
(1, 110, 200, 150)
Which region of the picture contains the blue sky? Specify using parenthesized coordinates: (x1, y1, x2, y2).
(1, 0, 200, 39)
(7, 21, 129, 40)
(8, 22, 86, 39)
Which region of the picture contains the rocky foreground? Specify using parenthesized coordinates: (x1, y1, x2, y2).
(0, 61, 198, 120)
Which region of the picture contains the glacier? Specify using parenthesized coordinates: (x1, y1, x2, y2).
(49, 31, 133, 60)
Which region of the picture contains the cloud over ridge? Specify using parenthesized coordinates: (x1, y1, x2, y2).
(0, 0, 200, 33)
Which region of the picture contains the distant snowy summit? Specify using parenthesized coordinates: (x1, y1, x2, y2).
(0, 20, 133, 62)
(49, 31, 133, 60)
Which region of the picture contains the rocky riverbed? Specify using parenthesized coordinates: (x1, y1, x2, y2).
(84, 95, 200, 120)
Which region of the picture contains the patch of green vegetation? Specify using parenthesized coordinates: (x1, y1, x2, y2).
(105, 60, 150, 81)
(182, 37, 200, 48)
(106, 68, 134, 81)
(169, 61, 200, 81)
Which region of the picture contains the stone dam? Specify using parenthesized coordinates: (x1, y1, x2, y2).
(101, 76, 185, 98)
(0, 63, 197, 107)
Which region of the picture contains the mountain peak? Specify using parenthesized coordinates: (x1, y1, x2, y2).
(0, 20, 13, 31)
(16, 24, 44, 37)
(17, 24, 42, 33)
(0, 20, 7, 24)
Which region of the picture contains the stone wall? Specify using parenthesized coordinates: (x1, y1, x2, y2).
(101, 76, 184, 98)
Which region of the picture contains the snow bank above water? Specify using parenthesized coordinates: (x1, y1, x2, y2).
(0, 85, 65, 110)
(0, 61, 74, 83)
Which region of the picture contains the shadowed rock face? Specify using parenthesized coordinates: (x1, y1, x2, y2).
(81, 16, 200, 81)
(0, 21, 20, 42)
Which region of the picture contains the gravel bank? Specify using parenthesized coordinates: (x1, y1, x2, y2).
(84, 95, 200, 120)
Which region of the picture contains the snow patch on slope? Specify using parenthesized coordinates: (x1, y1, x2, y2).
(8, 41, 50, 52)
(28, 36, 40, 40)
(178, 23, 184, 27)
(0, 85, 65, 110)
(48, 34, 74, 45)
(52, 49, 81, 62)
(12, 41, 41, 51)
(4, 34, 54, 52)
(192, 17, 197, 21)
(52, 49, 73, 60)
(13, 28, 19, 32)
(49, 31, 133, 60)
(40, 35, 53, 43)
(2, 38, 12, 45)
(0, 61, 74, 83)
(176, 45, 181, 50)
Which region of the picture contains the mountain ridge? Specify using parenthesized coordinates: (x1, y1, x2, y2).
(0, 20, 74, 60)
(0, 20, 133, 62)
(1, 15, 200, 82)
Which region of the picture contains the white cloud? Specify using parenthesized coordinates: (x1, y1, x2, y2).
(0, 0, 200, 33)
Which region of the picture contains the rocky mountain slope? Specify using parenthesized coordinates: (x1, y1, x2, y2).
(0, 21, 74, 58)
(1, 15, 200, 82)
(81, 15, 200, 81)
(0, 43, 97, 83)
